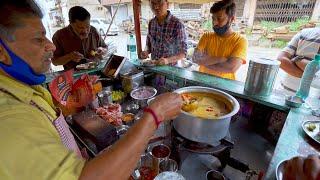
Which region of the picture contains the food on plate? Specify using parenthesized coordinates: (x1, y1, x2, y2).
(76, 64, 88, 70)
(76, 62, 97, 70)
(307, 123, 316, 132)
(90, 50, 98, 56)
(95, 103, 123, 126)
(181, 92, 230, 119)
(112, 90, 125, 102)
(131, 87, 156, 99)
(141, 58, 157, 66)
(122, 113, 135, 122)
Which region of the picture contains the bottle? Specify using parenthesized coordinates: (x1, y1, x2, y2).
(127, 34, 137, 60)
(295, 54, 320, 100)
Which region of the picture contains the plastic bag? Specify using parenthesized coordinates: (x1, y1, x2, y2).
(49, 70, 98, 109)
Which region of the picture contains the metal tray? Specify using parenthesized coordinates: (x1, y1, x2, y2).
(302, 120, 320, 144)
(276, 159, 287, 180)
(102, 54, 127, 78)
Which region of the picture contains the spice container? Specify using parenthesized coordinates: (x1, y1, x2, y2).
(121, 70, 144, 93)
(97, 90, 112, 106)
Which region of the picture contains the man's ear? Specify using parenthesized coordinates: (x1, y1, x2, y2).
(0, 45, 11, 65)
(230, 16, 236, 23)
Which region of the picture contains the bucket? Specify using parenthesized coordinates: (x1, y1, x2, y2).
(244, 58, 280, 97)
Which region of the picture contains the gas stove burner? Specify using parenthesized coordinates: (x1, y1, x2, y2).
(171, 128, 234, 155)
(171, 128, 250, 173)
(181, 138, 234, 154)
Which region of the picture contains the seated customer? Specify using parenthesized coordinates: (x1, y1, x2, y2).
(52, 6, 107, 70)
(277, 27, 320, 92)
(193, 0, 247, 80)
(139, 0, 187, 65)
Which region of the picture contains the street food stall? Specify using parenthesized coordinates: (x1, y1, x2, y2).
(42, 0, 320, 179)
(45, 52, 320, 180)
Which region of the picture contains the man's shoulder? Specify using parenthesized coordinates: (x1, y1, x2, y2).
(53, 26, 70, 39)
(169, 15, 184, 26)
(53, 26, 69, 36)
(90, 25, 99, 35)
(149, 17, 157, 25)
(299, 27, 320, 38)
(230, 32, 247, 43)
(300, 27, 320, 34)
(201, 31, 216, 38)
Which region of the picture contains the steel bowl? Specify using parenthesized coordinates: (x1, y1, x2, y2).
(174, 86, 240, 146)
(285, 95, 304, 108)
(159, 159, 178, 173)
(130, 86, 157, 108)
(206, 170, 226, 180)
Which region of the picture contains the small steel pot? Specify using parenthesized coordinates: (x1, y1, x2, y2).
(206, 170, 226, 180)
(147, 143, 171, 174)
(97, 90, 112, 106)
(159, 159, 178, 173)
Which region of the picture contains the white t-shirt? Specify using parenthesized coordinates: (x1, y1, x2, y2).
(281, 27, 320, 92)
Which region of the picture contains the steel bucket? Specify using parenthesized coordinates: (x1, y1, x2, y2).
(244, 58, 280, 97)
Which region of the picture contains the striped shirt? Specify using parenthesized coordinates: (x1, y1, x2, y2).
(146, 11, 187, 61)
(283, 27, 320, 60)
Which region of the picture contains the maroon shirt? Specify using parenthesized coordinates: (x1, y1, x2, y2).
(52, 25, 107, 70)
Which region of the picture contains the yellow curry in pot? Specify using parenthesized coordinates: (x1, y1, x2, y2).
(181, 92, 230, 119)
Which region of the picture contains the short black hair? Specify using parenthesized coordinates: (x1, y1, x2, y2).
(210, 0, 236, 17)
(0, 0, 43, 41)
(69, 6, 91, 23)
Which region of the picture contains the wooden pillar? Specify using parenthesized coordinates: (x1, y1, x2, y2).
(311, 0, 320, 21)
(242, 0, 257, 27)
(132, 0, 142, 58)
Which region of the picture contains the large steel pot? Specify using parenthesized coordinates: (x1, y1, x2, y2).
(173, 86, 240, 146)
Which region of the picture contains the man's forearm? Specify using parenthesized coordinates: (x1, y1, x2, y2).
(279, 58, 303, 78)
(193, 51, 227, 66)
(80, 113, 157, 180)
(295, 59, 309, 72)
(52, 55, 71, 66)
(207, 60, 241, 73)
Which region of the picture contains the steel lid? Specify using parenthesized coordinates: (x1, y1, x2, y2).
(250, 58, 280, 66)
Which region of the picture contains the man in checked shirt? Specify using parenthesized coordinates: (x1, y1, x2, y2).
(140, 0, 187, 65)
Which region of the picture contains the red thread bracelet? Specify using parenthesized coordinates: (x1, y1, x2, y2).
(144, 108, 161, 128)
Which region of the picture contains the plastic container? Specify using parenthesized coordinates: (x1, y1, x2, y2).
(296, 54, 320, 100)
(127, 34, 137, 60)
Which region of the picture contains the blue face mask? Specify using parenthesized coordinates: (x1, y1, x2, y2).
(213, 20, 230, 36)
(0, 39, 46, 85)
